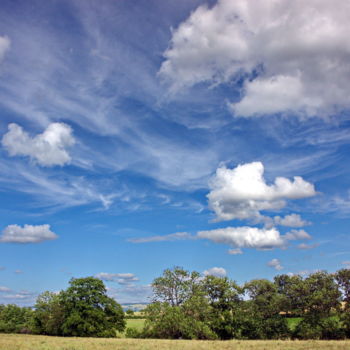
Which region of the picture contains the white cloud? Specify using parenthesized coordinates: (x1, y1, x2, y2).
(208, 162, 316, 221)
(0, 286, 12, 293)
(342, 261, 350, 267)
(128, 232, 194, 243)
(273, 214, 310, 228)
(95, 272, 139, 285)
(267, 258, 283, 271)
(160, 0, 350, 118)
(203, 267, 227, 277)
(197, 226, 286, 250)
(0, 36, 10, 62)
(2, 123, 75, 167)
(285, 229, 312, 241)
(0, 224, 58, 243)
(228, 248, 243, 255)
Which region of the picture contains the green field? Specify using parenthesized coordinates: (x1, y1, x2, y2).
(1, 334, 350, 350)
(126, 318, 146, 331)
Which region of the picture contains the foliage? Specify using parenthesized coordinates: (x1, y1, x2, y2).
(31, 291, 65, 336)
(0, 304, 32, 334)
(60, 277, 125, 337)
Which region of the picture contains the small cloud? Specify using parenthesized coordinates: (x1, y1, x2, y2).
(0, 35, 10, 62)
(228, 248, 243, 255)
(95, 272, 139, 285)
(273, 214, 310, 228)
(14, 270, 23, 274)
(285, 229, 312, 241)
(0, 286, 12, 293)
(297, 243, 319, 250)
(0, 224, 58, 244)
(341, 261, 350, 267)
(203, 267, 227, 277)
(128, 232, 195, 243)
(2, 123, 75, 167)
(0, 266, 5, 271)
(267, 258, 283, 271)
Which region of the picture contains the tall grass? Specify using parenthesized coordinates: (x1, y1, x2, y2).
(1, 334, 350, 350)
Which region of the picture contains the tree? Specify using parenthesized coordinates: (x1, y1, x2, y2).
(202, 275, 242, 339)
(152, 267, 201, 306)
(243, 279, 290, 339)
(335, 269, 350, 336)
(31, 291, 65, 335)
(60, 277, 125, 337)
(0, 304, 32, 333)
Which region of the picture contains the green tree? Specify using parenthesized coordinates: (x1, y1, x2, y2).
(152, 267, 201, 306)
(335, 268, 350, 336)
(0, 304, 32, 333)
(60, 277, 125, 337)
(202, 275, 242, 339)
(243, 279, 290, 339)
(31, 291, 65, 335)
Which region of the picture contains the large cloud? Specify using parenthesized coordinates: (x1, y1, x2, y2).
(160, 0, 350, 117)
(2, 123, 75, 166)
(197, 226, 286, 250)
(197, 226, 311, 250)
(0, 36, 10, 62)
(208, 162, 316, 221)
(0, 224, 58, 243)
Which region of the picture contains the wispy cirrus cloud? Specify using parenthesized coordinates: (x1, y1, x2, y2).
(128, 231, 195, 244)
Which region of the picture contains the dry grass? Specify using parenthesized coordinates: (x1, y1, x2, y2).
(1, 334, 350, 350)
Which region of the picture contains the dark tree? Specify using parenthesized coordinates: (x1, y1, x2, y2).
(60, 277, 125, 337)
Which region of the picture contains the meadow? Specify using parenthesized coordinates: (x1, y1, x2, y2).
(1, 334, 350, 350)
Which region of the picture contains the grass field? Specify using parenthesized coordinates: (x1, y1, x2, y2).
(1, 334, 350, 350)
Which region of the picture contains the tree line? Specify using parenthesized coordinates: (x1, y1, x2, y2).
(0, 268, 349, 340)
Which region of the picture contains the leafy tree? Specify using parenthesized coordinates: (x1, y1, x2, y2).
(274, 274, 306, 315)
(152, 267, 201, 306)
(244, 279, 290, 339)
(202, 275, 242, 339)
(31, 291, 65, 335)
(60, 277, 125, 337)
(335, 268, 350, 336)
(0, 304, 32, 333)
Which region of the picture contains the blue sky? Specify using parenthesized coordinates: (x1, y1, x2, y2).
(0, 0, 350, 305)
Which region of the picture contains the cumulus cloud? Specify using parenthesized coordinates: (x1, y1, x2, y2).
(160, 0, 350, 118)
(198, 225, 312, 251)
(0, 224, 58, 244)
(2, 123, 75, 166)
(267, 258, 283, 271)
(128, 232, 194, 243)
(208, 162, 316, 222)
(0, 36, 10, 62)
(197, 226, 286, 250)
(273, 214, 310, 228)
(228, 248, 243, 255)
(203, 267, 227, 277)
(95, 272, 139, 285)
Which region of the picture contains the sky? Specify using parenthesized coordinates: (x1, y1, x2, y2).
(0, 0, 350, 306)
